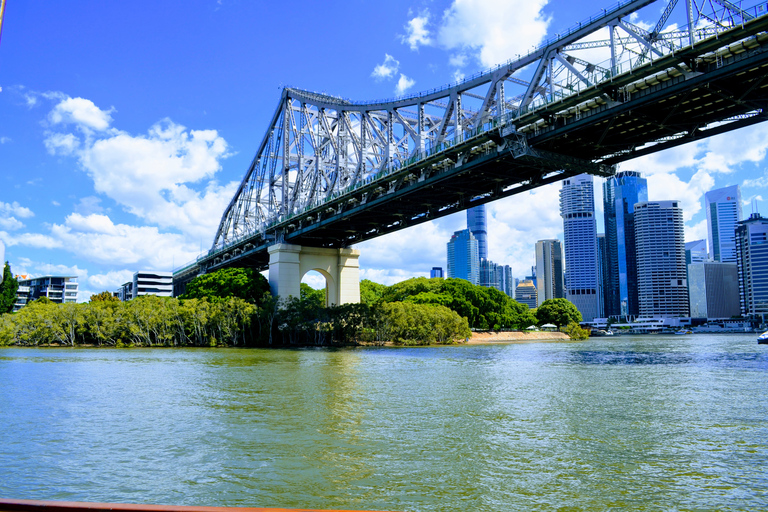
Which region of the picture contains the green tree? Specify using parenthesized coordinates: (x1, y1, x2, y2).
(360, 279, 388, 305)
(90, 291, 119, 302)
(564, 321, 590, 340)
(536, 298, 582, 329)
(0, 262, 19, 314)
(181, 267, 270, 305)
(301, 282, 325, 309)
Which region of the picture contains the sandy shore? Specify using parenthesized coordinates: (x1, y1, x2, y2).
(468, 330, 572, 344)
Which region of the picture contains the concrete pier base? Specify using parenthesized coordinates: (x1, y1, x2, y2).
(267, 243, 360, 306)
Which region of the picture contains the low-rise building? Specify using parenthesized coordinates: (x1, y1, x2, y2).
(116, 271, 173, 301)
(14, 275, 78, 310)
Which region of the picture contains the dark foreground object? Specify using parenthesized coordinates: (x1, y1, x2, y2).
(0, 500, 401, 512)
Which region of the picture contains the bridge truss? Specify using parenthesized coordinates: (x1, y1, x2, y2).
(202, 0, 768, 272)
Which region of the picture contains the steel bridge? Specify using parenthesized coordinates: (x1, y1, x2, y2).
(176, 0, 768, 289)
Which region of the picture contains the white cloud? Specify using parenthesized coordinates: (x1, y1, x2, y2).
(44, 132, 80, 155)
(74, 196, 104, 215)
(372, 54, 400, 80)
(0, 231, 63, 249)
(401, 12, 431, 50)
(448, 53, 468, 68)
(48, 97, 114, 131)
(685, 219, 708, 243)
(395, 74, 416, 95)
(437, 0, 551, 68)
(0, 136, 10, 144)
(743, 176, 768, 188)
(646, 169, 715, 222)
(49, 213, 199, 269)
(89, 269, 135, 291)
(0, 218, 24, 231)
(0, 201, 34, 218)
(43, 95, 236, 241)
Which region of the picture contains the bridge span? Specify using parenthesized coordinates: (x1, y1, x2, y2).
(175, 0, 768, 303)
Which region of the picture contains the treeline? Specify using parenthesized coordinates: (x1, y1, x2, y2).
(0, 269, 584, 348)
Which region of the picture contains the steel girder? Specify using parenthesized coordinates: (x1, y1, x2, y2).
(212, 0, 768, 252)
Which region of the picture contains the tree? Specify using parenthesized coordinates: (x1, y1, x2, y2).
(536, 298, 582, 329)
(0, 262, 19, 314)
(181, 267, 270, 305)
(90, 291, 119, 302)
(301, 282, 325, 309)
(360, 279, 387, 305)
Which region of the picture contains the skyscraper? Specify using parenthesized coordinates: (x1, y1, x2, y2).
(447, 229, 479, 285)
(480, 259, 499, 289)
(603, 170, 648, 318)
(597, 233, 608, 318)
(706, 185, 742, 262)
(560, 174, 600, 321)
(735, 213, 768, 319)
(515, 279, 538, 309)
(634, 200, 689, 318)
(688, 261, 740, 319)
(467, 205, 488, 261)
(535, 239, 564, 307)
(430, 267, 443, 278)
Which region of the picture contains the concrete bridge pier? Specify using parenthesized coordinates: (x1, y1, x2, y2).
(267, 243, 360, 306)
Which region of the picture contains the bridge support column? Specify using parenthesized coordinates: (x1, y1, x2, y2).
(267, 243, 360, 306)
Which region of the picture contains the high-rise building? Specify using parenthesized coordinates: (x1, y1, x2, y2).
(535, 239, 564, 307)
(634, 200, 689, 318)
(515, 279, 538, 309)
(597, 233, 608, 318)
(430, 267, 444, 278)
(496, 264, 514, 297)
(447, 229, 479, 285)
(603, 170, 648, 318)
(705, 185, 742, 262)
(735, 213, 768, 319)
(467, 205, 488, 261)
(560, 174, 600, 321)
(0, 239, 4, 284)
(688, 261, 740, 318)
(685, 239, 708, 265)
(480, 258, 499, 289)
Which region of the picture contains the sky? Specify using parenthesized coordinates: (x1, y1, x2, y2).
(1, 0, 766, 299)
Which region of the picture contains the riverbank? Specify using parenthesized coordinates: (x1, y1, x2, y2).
(468, 330, 572, 344)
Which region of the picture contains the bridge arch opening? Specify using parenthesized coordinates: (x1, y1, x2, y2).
(301, 270, 331, 307)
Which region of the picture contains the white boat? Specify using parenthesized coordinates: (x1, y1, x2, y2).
(758, 331, 768, 344)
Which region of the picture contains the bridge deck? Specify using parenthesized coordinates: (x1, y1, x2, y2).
(189, 11, 768, 276)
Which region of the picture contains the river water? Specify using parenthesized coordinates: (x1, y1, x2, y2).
(0, 334, 766, 511)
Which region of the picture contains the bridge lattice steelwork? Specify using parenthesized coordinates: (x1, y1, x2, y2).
(190, 0, 768, 275)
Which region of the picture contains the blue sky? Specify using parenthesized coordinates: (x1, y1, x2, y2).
(1, 0, 766, 299)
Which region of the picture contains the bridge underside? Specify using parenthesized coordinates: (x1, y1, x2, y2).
(202, 20, 768, 274)
(180, 3, 768, 282)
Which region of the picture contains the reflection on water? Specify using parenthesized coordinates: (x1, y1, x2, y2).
(0, 335, 766, 511)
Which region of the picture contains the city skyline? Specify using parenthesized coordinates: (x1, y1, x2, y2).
(2, 0, 767, 300)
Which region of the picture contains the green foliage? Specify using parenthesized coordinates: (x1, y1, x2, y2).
(536, 298, 582, 329)
(300, 282, 325, 309)
(90, 291, 119, 302)
(564, 321, 590, 340)
(382, 277, 533, 330)
(360, 279, 387, 305)
(181, 267, 270, 305)
(0, 262, 19, 314)
(380, 302, 471, 345)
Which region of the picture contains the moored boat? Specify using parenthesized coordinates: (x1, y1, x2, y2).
(758, 331, 768, 344)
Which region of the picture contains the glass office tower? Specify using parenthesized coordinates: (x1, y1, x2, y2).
(603, 171, 648, 319)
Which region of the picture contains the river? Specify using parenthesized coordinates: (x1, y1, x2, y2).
(0, 333, 766, 511)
